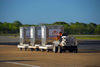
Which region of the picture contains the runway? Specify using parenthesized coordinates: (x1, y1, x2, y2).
(0, 36, 100, 67)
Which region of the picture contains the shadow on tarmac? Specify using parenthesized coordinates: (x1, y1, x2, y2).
(78, 50, 100, 53)
(0, 60, 36, 62)
(0, 42, 19, 45)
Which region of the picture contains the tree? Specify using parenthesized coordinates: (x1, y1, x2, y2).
(86, 23, 97, 34)
(90, 22, 97, 28)
(12, 20, 23, 33)
(0, 22, 3, 24)
(13, 20, 23, 27)
(69, 22, 86, 34)
(0, 20, 99, 35)
(70, 22, 75, 25)
(64, 23, 70, 34)
(0, 24, 3, 34)
(95, 25, 100, 34)
(53, 22, 66, 25)
(23, 24, 31, 26)
(3, 22, 9, 33)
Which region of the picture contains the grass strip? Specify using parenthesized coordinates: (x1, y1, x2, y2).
(74, 36, 100, 40)
(0, 34, 100, 40)
(0, 34, 19, 36)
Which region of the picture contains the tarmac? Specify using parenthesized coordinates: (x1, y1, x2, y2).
(0, 36, 100, 67)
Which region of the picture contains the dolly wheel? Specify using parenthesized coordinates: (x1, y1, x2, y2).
(35, 48, 38, 51)
(30, 48, 33, 51)
(46, 49, 49, 52)
(53, 46, 58, 53)
(74, 47, 78, 53)
(20, 48, 22, 51)
(58, 46, 62, 53)
(41, 49, 44, 52)
(24, 48, 27, 51)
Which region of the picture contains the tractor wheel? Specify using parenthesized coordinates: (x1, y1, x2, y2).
(74, 47, 78, 53)
(69, 50, 73, 53)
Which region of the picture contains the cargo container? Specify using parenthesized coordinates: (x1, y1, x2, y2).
(17, 27, 30, 51)
(28, 26, 41, 51)
(17, 26, 42, 51)
(39, 25, 64, 52)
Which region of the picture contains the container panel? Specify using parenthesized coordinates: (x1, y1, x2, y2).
(20, 27, 23, 45)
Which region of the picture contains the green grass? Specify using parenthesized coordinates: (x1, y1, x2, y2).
(74, 36, 100, 40)
(0, 33, 19, 36)
(0, 34, 100, 40)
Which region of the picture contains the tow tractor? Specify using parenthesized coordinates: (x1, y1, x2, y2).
(53, 34, 78, 53)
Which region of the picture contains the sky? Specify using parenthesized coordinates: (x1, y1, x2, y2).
(0, 0, 100, 25)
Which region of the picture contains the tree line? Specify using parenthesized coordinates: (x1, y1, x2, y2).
(0, 20, 100, 34)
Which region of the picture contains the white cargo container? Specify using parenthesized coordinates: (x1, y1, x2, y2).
(28, 26, 41, 51)
(17, 27, 30, 51)
(39, 25, 64, 52)
(17, 26, 41, 51)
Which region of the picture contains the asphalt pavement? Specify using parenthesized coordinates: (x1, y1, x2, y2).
(0, 36, 100, 67)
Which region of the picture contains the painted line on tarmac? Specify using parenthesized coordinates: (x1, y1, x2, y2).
(1, 61, 40, 67)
